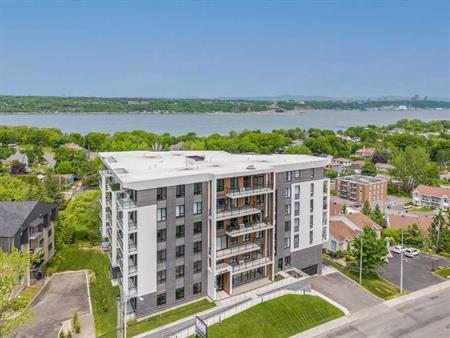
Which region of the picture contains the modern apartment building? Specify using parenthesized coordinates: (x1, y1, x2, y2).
(0, 201, 58, 286)
(335, 175, 387, 208)
(99, 151, 330, 318)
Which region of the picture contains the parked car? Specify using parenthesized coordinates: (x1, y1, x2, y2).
(352, 203, 362, 208)
(404, 248, 414, 258)
(409, 248, 420, 256)
(393, 245, 405, 254)
(403, 204, 412, 209)
(387, 202, 396, 209)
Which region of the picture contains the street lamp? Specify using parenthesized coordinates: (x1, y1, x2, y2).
(400, 229, 404, 294)
(359, 237, 363, 285)
(117, 291, 143, 338)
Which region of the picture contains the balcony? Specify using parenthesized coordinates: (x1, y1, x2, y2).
(29, 231, 43, 241)
(216, 205, 262, 221)
(226, 185, 273, 199)
(225, 222, 273, 237)
(128, 219, 137, 232)
(232, 257, 272, 274)
(128, 279, 137, 296)
(216, 243, 260, 259)
(129, 262, 137, 275)
(129, 240, 137, 253)
(30, 246, 43, 255)
(215, 262, 232, 275)
(117, 197, 137, 210)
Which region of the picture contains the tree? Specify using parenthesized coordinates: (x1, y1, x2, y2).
(391, 146, 440, 192)
(284, 145, 312, 155)
(371, 204, 385, 226)
(435, 149, 450, 170)
(0, 176, 39, 201)
(351, 227, 388, 274)
(341, 167, 356, 176)
(361, 201, 372, 216)
(404, 223, 424, 247)
(341, 204, 348, 214)
(325, 169, 338, 179)
(0, 249, 32, 337)
(428, 211, 450, 254)
(361, 161, 377, 177)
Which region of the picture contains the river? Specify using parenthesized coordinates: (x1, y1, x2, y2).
(0, 109, 449, 135)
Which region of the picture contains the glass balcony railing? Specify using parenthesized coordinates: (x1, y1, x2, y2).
(232, 257, 272, 274)
(225, 184, 273, 198)
(225, 222, 273, 237)
(117, 197, 137, 209)
(216, 242, 260, 259)
(216, 204, 263, 221)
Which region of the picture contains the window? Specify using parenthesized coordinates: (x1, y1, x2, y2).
(216, 220, 224, 230)
(193, 261, 202, 274)
(285, 187, 291, 198)
(310, 215, 314, 228)
(216, 236, 227, 250)
(310, 183, 315, 197)
(193, 282, 202, 295)
(157, 270, 166, 284)
(193, 202, 202, 215)
(309, 230, 313, 244)
(285, 221, 291, 231)
(216, 198, 226, 211)
(175, 287, 184, 300)
(157, 229, 166, 242)
(193, 241, 202, 254)
(48, 227, 52, 237)
(310, 199, 314, 212)
(294, 234, 299, 249)
(230, 177, 238, 190)
(294, 170, 300, 178)
(230, 237, 238, 247)
(311, 169, 315, 178)
(157, 187, 167, 201)
(157, 208, 167, 222)
(322, 227, 328, 241)
(176, 225, 185, 238)
(176, 185, 185, 198)
(323, 180, 328, 193)
(256, 231, 263, 239)
(157, 250, 166, 263)
(217, 179, 224, 192)
(176, 265, 185, 279)
(48, 242, 53, 251)
(176, 204, 185, 217)
(295, 185, 300, 196)
(157, 293, 166, 306)
(176, 245, 184, 258)
(284, 256, 291, 266)
(194, 182, 202, 195)
(294, 218, 300, 232)
(331, 240, 337, 251)
(243, 234, 250, 243)
(285, 171, 292, 181)
(294, 201, 300, 216)
(285, 204, 291, 215)
(193, 221, 202, 234)
(284, 237, 290, 249)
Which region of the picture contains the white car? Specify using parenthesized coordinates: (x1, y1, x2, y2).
(403, 205, 412, 209)
(404, 248, 414, 258)
(393, 245, 405, 254)
(409, 248, 420, 256)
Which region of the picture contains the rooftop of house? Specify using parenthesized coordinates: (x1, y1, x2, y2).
(337, 175, 386, 185)
(99, 151, 330, 189)
(329, 220, 359, 242)
(0, 201, 39, 237)
(355, 147, 376, 154)
(387, 213, 434, 230)
(413, 185, 450, 198)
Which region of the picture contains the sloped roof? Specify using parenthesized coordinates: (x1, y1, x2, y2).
(413, 185, 450, 198)
(330, 220, 359, 242)
(347, 212, 382, 230)
(387, 214, 433, 230)
(0, 201, 39, 237)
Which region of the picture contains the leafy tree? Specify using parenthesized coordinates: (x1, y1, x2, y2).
(341, 204, 348, 214)
(428, 211, 450, 254)
(382, 228, 402, 245)
(284, 145, 312, 155)
(435, 149, 450, 170)
(371, 204, 385, 226)
(325, 169, 338, 179)
(361, 201, 372, 216)
(351, 227, 388, 274)
(361, 161, 377, 177)
(391, 146, 440, 192)
(404, 223, 424, 247)
(0, 249, 32, 337)
(0, 176, 39, 201)
(341, 167, 356, 176)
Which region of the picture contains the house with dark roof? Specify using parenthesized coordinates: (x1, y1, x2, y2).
(0, 201, 58, 286)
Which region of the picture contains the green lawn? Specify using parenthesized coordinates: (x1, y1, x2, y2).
(201, 295, 343, 338)
(435, 266, 450, 279)
(45, 246, 119, 337)
(410, 206, 434, 212)
(328, 261, 402, 300)
(126, 299, 215, 337)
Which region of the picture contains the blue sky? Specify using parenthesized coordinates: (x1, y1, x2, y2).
(0, 0, 449, 98)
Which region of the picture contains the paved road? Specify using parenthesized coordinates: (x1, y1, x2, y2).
(311, 272, 381, 313)
(15, 271, 91, 338)
(314, 285, 450, 338)
(378, 252, 450, 292)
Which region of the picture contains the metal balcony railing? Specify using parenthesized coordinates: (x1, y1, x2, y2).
(225, 221, 273, 237)
(232, 257, 272, 274)
(216, 242, 260, 259)
(225, 184, 273, 198)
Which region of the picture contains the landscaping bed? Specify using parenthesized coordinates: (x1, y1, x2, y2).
(435, 266, 450, 279)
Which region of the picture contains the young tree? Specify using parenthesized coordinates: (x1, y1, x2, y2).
(361, 161, 377, 177)
(341, 204, 348, 214)
(404, 223, 424, 247)
(371, 204, 385, 226)
(351, 227, 388, 274)
(428, 211, 450, 254)
(361, 201, 372, 216)
(0, 249, 32, 337)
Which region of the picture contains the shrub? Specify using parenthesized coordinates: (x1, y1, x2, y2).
(66, 331, 72, 338)
(59, 331, 65, 338)
(72, 312, 81, 333)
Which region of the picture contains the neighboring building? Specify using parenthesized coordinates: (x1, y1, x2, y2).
(331, 158, 352, 168)
(99, 151, 330, 318)
(6, 150, 29, 167)
(375, 163, 394, 173)
(0, 201, 58, 286)
(335, 175, 387, 208)
(386, 214, 433, 231)
(43, 152, 56, 168)
(412, 185, 449, 210)
(355, 147, 376, 158)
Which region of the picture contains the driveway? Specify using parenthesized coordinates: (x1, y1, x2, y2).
(15, 271, 92, 338)
(311, 266, 381, 313)
(378, 252, 450, 292)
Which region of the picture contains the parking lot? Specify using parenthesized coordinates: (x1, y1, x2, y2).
(378, 251, 450, 292)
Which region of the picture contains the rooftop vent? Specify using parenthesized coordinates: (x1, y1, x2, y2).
(115, 168, 128, 174)
(246, 164, 256, 170)
(187, 155, 206, 162)
(105, 156, 118, 163)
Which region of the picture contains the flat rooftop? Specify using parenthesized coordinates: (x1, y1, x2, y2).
(99, 151, 330, 189)
(338, 175, 386, 184)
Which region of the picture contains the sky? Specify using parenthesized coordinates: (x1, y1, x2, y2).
(0, 0, 449, 99)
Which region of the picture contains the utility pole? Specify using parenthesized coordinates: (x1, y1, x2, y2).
(400, 229, 404, 294)
(436, 214, 441, 252)
(359, 236, 363, 285)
